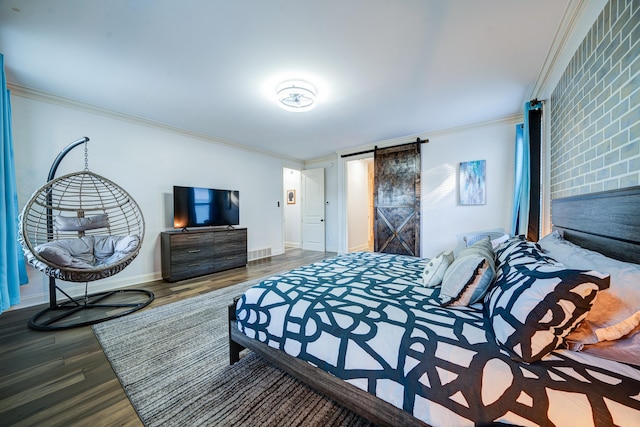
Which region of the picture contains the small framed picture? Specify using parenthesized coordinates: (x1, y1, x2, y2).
(286, 189, 296, 204)
(459, 160, 486, 205)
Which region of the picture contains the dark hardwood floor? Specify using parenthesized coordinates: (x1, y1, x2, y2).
(0, 248, 335, 427)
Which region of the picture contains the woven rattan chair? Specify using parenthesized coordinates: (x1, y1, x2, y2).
(18, 137, 153, 330)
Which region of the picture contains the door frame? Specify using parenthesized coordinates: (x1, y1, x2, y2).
(282, 167, 302, 250)
(344, 153, 374, 252)
(337, 152, 374, 254)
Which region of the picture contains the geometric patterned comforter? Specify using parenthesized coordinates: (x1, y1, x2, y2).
(236, 252, 640, 426)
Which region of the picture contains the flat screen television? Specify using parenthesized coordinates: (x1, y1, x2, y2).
(173, 186, 239, 229)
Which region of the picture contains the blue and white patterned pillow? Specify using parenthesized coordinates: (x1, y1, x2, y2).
(485, 238, 610, 363)
(494, 235, 552, 267)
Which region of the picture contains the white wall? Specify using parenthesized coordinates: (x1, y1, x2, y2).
(346, 159, 370, 251)
(336, 117, 518, 258)
(12, 92, 517, 307)
(283, 168, 301, 247)
(12, 93, 303, 308)
(422, 119, 517, 257)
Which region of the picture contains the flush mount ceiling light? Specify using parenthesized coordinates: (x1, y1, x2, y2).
(276, 80, 317, 112)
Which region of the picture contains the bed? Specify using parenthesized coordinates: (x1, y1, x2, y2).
(229, 186, 640, 426)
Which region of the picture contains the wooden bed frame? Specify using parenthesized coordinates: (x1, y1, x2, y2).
(228, 303, 424, 426)
(228, 186, 640, 426)
(551, 186, 640, 264)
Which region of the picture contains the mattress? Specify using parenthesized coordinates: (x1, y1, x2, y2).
(236, 252, 640, 426)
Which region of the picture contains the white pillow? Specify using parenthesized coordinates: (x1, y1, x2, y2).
(490, 233, 510, 248)
(539, 231, 640, 328)
(539, 231, 640, 365)
(422, 250, 454, 287)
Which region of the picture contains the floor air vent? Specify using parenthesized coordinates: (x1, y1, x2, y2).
(248, 247, 272, 261)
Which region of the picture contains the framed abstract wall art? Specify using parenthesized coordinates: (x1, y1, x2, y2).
(459, 160, 486, 205)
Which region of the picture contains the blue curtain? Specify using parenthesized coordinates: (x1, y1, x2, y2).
(511, 101, 542, 238)
(1, 53, 29, 314)
(511, 123, 526, 235)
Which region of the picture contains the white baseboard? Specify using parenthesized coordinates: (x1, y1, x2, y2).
(270, 248, 285, 257)
(12, 272, 161, 310)
(12, 248, 288, 312)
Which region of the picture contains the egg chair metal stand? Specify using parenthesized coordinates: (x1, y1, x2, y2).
(19, 137, 154, 331)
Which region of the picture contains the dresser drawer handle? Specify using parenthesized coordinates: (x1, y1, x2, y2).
(188, 249, 201, 253)
(186, 236, 200, 240)
(188, 263, 200, 267)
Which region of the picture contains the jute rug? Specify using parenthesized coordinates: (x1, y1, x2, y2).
(93, 277, 371, 426)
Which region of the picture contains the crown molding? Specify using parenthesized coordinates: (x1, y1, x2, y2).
(305, 153, 339, 168)
(8, 83, 305, 165)
(10, 82, 523, 167)
(334, 113, 523, 160)
(530, 0, 605, 99)
(530, 0, 586, 98)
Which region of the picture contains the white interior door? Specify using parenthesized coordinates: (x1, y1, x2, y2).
(302, 168, 325, 252)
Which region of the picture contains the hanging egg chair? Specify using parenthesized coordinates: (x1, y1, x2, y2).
(18, 137, 154, 330)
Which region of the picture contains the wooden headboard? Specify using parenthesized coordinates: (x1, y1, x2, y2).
(551, 185, 640, 264)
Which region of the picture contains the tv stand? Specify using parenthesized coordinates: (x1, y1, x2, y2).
(160, 228, 247, 282)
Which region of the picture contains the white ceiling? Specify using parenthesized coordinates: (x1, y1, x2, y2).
(0, 0, 571, 161)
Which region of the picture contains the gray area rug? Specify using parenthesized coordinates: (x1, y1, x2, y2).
(93, 277, 371, 426)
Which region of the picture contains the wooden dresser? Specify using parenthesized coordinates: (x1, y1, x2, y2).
(160, 228, 247, 282)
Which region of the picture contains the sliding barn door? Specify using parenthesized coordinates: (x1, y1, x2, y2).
(374, 143, 421, 256)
